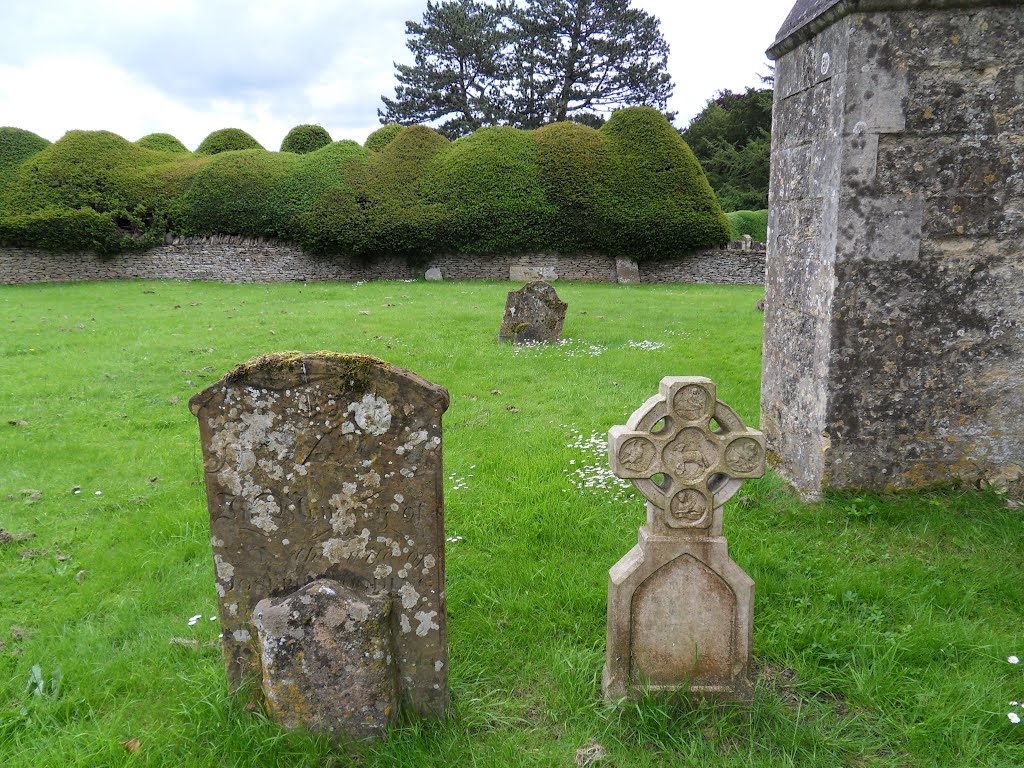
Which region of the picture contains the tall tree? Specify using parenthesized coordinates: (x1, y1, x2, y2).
(681, 87, 772, 211)
(378, 0, 509, 139)
(510, 0, 674, 127)
(380, 0, 675, 136)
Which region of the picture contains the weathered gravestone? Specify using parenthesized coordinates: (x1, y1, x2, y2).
(189, 352, 450, 739)
(498, 281, 568, 344)
(603, 376, 765, 702)
(763, 0, 1024, 497)
(615, 256, 641, 285)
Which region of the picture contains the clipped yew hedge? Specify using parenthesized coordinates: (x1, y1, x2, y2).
(280, 124, 332, 154)
(0, 207, 132, 254)
(598, 107, 731, 258)
(364, 124, 405, 153)
(0, 130, 194, 250)
(195, 128, 264, 155)
(534, 121, 614, 253)
(726, 209, 768, 243)
(362, 126, 450, 256)
(0, 128, 50, 184)
(136, 133, 191, 154)
(0, 109, 730, 259)
(423, 126, 557, 254)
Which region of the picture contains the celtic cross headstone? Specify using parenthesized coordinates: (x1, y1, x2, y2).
(603, 376, 764, 702)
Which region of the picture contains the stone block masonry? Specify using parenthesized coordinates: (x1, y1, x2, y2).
(0, 238, 765, 286)
(763, 1, 1024, 496)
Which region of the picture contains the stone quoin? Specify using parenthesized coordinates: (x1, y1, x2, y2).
(762, 0, 1024, 497)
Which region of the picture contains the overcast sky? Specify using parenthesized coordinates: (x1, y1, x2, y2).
(0, 0, 796, 151)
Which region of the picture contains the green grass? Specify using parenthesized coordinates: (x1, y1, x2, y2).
(0, 280, 1021, 767)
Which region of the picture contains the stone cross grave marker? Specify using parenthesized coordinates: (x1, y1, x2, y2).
(603, 376, 764, 702)
(190, 352, 450, 739)
(498, 281, 567, 344)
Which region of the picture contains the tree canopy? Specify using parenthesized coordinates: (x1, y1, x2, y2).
(379, 0, 674, 138)
(680, 87, 772, 212)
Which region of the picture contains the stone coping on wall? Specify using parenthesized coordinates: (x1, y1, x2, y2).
(0, 238, 765, 287)
(767, 0, 1014, 58)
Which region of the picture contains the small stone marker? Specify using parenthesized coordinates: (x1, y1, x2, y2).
(509, 264, 558, 282)
(615, 256, 640, 284)
(190, 352, 450, 737)
(424, 266, 443, 281)
(498, 281, 567, 344)
(603, 376, 764, 702)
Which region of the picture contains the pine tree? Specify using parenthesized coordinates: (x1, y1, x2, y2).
(379, 0, 675, 136)
(378, 0, 509, 139)
(511, 0, 674, 126)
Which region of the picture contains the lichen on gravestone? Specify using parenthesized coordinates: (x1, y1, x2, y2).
(252, 579, 397, 742)
(498, 281, 568, 344)
(189, 352, 451, 733)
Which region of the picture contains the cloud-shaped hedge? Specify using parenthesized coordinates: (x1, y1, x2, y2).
(364, 124, 404, 153)
(280, 124, 332, 154)
(136, 133, 191, 154)
(195, 128, 264, 155)
(0, 109, 730, 259)
(0, 128, 51, 216)
(0, 130, 196, 252)
(0, 127, 50, 180)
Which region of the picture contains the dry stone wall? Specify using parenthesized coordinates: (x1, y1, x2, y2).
(0, 238, 765, 286)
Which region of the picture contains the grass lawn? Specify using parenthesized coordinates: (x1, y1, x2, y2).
(0, 279, 1021, 767)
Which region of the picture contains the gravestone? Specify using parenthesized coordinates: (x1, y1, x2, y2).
(498, 281, 567, 344)
(615, 257, 641, 284)
(190, 352, 450, 736)
(603, 376, 764, 702)
(509, 264, 558, 282)
(424, 267, 443, 281)
(763, 1, 1024, 496)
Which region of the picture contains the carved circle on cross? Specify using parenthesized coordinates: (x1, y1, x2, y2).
(608, 376, 766, 529)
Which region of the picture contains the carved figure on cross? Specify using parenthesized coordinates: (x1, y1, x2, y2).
(608, 376, 765, 531)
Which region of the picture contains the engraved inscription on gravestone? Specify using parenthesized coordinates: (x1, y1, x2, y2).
(190, 353, 451, 724)
(603, 376, 765, 701)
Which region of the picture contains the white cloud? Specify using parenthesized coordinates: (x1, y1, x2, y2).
(0, 0, 797, 144)
(634, 0, 791, 124)
(0, 53, 296, 150)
